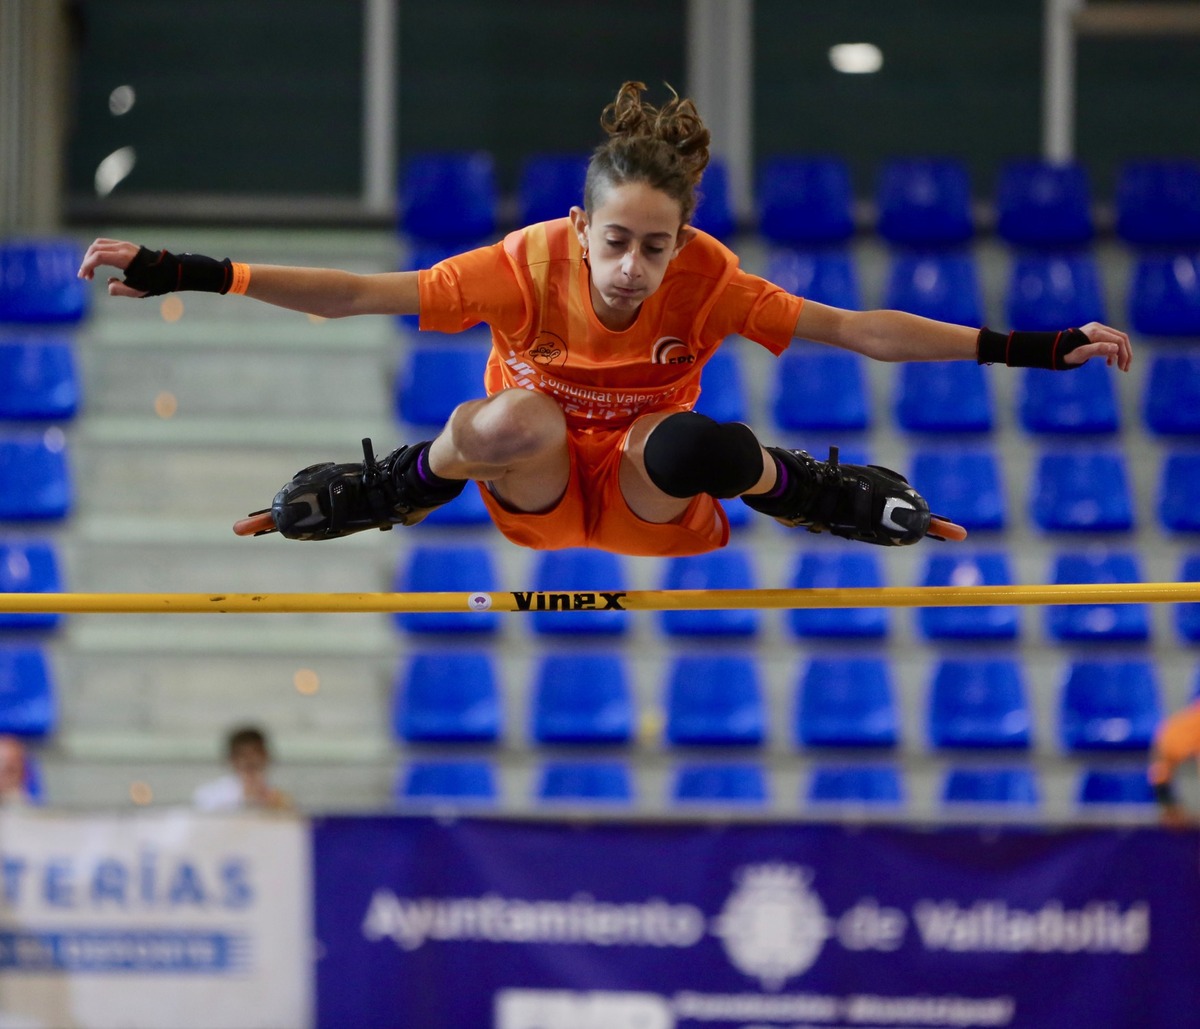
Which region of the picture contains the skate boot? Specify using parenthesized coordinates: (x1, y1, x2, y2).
(743, 445, 932, 546)
(248, 438, 464, 541)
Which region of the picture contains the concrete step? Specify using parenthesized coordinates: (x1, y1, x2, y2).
(78, 342, 401, 420)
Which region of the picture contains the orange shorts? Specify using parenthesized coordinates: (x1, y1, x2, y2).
(477, 423, 730, 557)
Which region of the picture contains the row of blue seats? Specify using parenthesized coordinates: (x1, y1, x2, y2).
(7, 185, 1200, 326)
(5, 539, 1199, 642)
(395, 547, 1200, 643)
(395, 649, 1185, 753)
(396, 152, 1200, 250)
(398, 341, 1200, 436)
(3, 434, 1200, 535)
(4, 323, 1200, 438)
(0, 639, 1179, 763)
(396, 758, 1157, 809)
(763, 248, 1199, 338)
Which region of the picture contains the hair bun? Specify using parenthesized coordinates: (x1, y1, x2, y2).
(586, 81, 713, 224)
(600, 81, 711, 176)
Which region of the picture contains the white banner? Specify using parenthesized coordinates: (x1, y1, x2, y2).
(0, 809, 311, 1029)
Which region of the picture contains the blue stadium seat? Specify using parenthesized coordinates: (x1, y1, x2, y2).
(659, 549, 760, 637)
(535, 760, 633, 804)
(1046, 550, 1150, 642)
(875, 158, 973, 246)
(691, 158, 736, 240)
(394, 343, 488, 428)
(692, 346, 748, 424)
(1059, 659, 1161, 752)
(772, 347, 869, 431)
(0, 431, 71, 520)
(916, 551, 1020, 641)
(941, 766, 1040, 807)
(723, 493, 751, 530)
(927, 658, 1032, 750)
(516, 153, 588, 226)
(787, 550, 889, 639)
(530, 548, 630, 636)
(1030, 448, 1133, 532)
(807, 763, 904, 806)
(1018, 360, 1119, 435)
(394, 544, 499, 635)
(995, 159, 1095, 248)
(1077, 767, 1156, 806)
(1143, 353, 1200, 435)
(795, 657, 898, 748)
(671, 761, 768, 805)
(1176, 554, 1200, 643)
(764, 249, 861, 309)
(0, 645, 56, 737)
(399, 151, 497, 244)
(0, 240, 89, 324)
(1158, 451, 1200, 533)
(397, 759, 497, 805)
(1005, 253, 1107, 332)
(911, 447, 1006, 532)
(0, 539, 63, 631)
(0, 338, 80, 420)
(1128, 254, 1200, 337)
(1115, 160, 1200, 247)
(530, 653, 634, 745)
(884, 252, 984, 326)
(664, 655, 765, 747)
(393, 649, 501, 743)
(757, 157, 855, 246)
(894, 361, 993, 434)
(413, 483, 491, 528)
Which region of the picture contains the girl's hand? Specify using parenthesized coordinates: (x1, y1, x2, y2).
(77, 238, 149, 297)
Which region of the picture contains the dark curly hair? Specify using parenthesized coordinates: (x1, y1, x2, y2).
(584, 81, 712, 225)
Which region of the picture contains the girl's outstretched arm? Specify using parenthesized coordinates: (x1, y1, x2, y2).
(793, 299, 1132, 371)
(78, 237, 421, 319)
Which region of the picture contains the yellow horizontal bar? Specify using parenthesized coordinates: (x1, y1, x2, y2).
(0, 582, 1199, 614)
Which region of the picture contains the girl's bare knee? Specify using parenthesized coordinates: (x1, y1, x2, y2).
(449, 389, 566, 467)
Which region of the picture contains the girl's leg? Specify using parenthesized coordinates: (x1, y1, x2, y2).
(428, 388, 571, 514)
(619, 411, 774, 524)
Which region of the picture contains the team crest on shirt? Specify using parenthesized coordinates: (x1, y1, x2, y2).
(528, 331, 568, 366)
(651, 336, 695, 365)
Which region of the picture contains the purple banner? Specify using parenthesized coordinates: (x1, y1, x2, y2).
(313, 817, 1200, 1029)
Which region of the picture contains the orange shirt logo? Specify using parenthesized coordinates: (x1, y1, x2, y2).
(528, 331, 567, 367)
(651, 337, 695, 365)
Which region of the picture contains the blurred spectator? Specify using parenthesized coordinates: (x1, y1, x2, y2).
(193, 725, 291, 812)
(1148, 699, 1200, 827)
(0, 734, 34, 805)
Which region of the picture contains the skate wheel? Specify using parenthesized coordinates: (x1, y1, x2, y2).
(928, 515, 968, 542)
(233, 510, 278, 537)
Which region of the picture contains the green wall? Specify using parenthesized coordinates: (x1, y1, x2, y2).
(65, 0, 1200, 207)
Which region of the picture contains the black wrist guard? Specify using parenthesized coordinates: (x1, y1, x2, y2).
(122, 246, 235, 296)
(976, 326, 1089, 370)
(1153, 780, 1177, 806)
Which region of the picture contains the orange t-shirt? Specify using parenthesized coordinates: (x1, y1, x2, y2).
(417, 219, 803, 431)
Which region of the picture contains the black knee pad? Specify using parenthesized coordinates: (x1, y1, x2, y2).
(643, 412, 764, 499)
